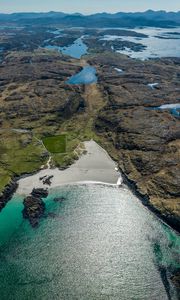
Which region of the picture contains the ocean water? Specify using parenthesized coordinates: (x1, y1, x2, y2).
(67, 66, 97, 84)
(0, 184, 179, 300)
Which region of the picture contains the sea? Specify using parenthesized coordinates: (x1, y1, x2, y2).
(0, 184, 179, 299)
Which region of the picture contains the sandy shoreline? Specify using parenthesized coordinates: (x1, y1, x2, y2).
(17, 141, 122, 195)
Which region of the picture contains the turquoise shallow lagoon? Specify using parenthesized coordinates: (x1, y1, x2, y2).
(0, 184, 179, 299)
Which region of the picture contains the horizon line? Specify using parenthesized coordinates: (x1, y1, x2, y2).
(1, 9, 180, 16)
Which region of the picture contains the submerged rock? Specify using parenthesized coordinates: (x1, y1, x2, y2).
(170, 269, 180, 293)
(47, 212, 59, 218)
(53, 197, 65, 203)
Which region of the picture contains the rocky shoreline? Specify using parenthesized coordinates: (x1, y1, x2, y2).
(0, 157, 179, 234)
(0, 180, 18, 213)
(90, 52, 180, 234)
(120, 169, 180, 233)
(0, 49, 179, 235)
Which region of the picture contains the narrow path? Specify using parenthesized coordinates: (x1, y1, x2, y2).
(83, 83, 106, 112)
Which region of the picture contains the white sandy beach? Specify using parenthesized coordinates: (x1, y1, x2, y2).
(17, 141, 122, 195)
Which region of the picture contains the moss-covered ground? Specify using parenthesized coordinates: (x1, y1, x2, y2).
(0, 131, 47, 193)
(0, 60, 113, 193)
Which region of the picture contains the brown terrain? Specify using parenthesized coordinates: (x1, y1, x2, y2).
(0, 46, 179, 232)
(89, 52, 180, 230)
(0, 50, 84, 124)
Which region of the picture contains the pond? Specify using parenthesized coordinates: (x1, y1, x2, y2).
(146, 103, 180, 118)
(67, 66, 97, 84)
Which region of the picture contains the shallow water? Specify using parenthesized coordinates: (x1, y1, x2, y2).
(0, 184, 179, 300)
(67, 66, 97, 84)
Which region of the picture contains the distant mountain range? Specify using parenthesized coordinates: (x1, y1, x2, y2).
(0, 10, 180, 28)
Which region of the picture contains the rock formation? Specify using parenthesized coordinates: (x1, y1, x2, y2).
(22, 188, 48, 227)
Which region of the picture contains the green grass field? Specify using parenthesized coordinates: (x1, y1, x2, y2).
(0, 131, 47, 193)
(43, 135, 66, 153)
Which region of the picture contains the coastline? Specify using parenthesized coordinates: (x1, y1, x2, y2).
(0, 180, 18, 213)
(0, 140, 179, 234)
(16, 140, 121, 195)
(120, 169, 180, 234)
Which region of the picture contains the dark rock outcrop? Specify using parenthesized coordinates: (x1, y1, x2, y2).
(22, 188, 48, 228)
(90, 53, 180, 231)
(0, 180, 18, 212)
(0, 50, 84, 123)
(31, 188, 48, 198)
(171, 270, 180, 292)
(42, 175, 54, 186)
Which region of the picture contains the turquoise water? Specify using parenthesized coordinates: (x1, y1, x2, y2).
(0, 184, 179, 300)
(67, 66, 97, 85)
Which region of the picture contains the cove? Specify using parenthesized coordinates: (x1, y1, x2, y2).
(0, 184, 179, 299)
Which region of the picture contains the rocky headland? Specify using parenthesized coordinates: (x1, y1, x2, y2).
(88, 52, 180, 231)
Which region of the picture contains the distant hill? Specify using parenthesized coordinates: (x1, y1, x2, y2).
(0, 10, 180, 28)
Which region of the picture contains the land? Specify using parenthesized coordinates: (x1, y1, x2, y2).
(0, 10, 180, 27)
(0, 26, 148, 55)
(0, 23, 179, 233)
(89, 52, 180, 230)
(16, 141, 120, 195)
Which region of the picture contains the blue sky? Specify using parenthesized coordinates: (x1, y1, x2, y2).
(0, 0, 179, 14)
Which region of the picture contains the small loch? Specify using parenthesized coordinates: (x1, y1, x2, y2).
(146, 103, 180, 118)
(158, 103, 180, 110)
(147, 83, 159, 89)
(114, 67, 123, 73)
(45, 36, 88, 59)
(67, 66, 97, 85)
(158, 103, 180, 118)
